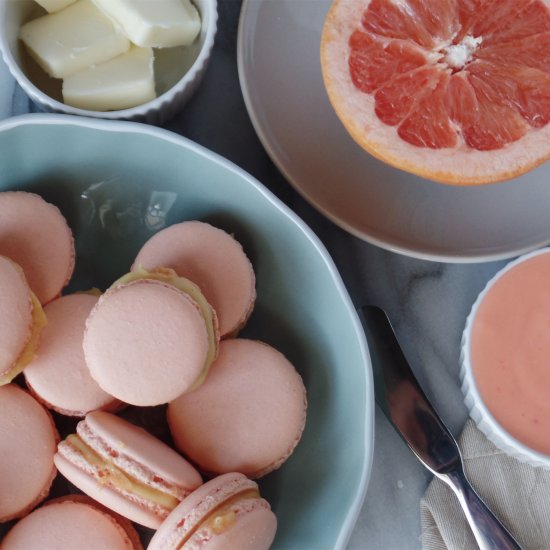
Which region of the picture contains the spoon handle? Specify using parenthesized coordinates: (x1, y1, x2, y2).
(442, 469, 521, 550)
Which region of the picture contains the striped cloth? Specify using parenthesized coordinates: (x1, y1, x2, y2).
(421, 420, 550, 550)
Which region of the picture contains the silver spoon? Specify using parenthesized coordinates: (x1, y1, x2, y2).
(359, 306, 522, 550)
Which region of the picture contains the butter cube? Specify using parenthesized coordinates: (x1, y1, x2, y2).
(20, 0, 130, 78)
(34, 0, 77, 13)
(62, 46, 156, 111)
(92, 0, 201, 48)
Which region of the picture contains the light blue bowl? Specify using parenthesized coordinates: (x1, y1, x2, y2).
(0, 114, 374, 550)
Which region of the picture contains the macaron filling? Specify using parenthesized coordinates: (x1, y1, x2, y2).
(112, 266, 219, 390)
(200, 489, 261, 533)
(176, 488, 263, 547)
(0, 291, 47, 386)
(77, 416, 194, 500)
(132, 220, 257, 339)
(61, 434, 180, 512)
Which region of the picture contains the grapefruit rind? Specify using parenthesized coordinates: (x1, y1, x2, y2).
(320, 0, 550, 186)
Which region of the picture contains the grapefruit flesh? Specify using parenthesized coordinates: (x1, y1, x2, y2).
(321, 0, 550, 184)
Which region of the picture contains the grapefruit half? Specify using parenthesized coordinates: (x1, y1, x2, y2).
(321, 0, 550, 185)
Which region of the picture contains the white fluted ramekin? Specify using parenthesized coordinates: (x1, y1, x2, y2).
(460, 247, 550, 469)
(0, 0, 217, 124)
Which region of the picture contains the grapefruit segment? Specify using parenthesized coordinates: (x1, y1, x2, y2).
(455, 0, 520, 43)
(483, 1, 550, 46)
(476, 33, 550, 73)
(361, 0, 434, 47)
(456, 0, 483, 35)
(467, 61, 518, 107)
(398, 73, 457, 149)
(349, 31, 428, 94)
(469, 62, 550, 129)
(514, 70, 550, 128)
(445, 73, 479, 128)
(407, 0, 459, 44)
(462, 100, 527, 151)
(375, 66, 440, 126)
(465, 1, 525, 43)
(321, 0, 550, 184)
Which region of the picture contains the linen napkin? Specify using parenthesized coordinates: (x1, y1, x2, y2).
(420, 420, 550, 550)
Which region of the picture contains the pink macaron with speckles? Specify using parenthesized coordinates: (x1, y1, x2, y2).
(0, 191, 75, 305)
(24, 293, 121, 416)
(148, 473, 277, 550)
(1, 495, 143, 550)
(133, 221, 256, 338)
(0, 384, 59, 522)
(168, 339, 307, 479)
(54, 411, 203, 529)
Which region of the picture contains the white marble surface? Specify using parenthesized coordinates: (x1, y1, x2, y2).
(0, 2, 512, 549)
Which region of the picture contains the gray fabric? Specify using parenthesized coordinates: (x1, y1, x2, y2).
(420, 420, 550, 550)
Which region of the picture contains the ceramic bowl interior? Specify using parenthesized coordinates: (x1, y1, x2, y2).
(0, 115, 374, 550)
(0, 0, 216, 120)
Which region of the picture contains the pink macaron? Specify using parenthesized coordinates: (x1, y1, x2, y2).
(0, 191, 75, 304)
(0, 384, 59, 522)
(148, 473, 277, 550)
(24, 293, 121, 416)
(54, 411, 203, 529)
(133, 221, 256, 338)
(0, 255, 46, 386)
(168, 339, 307, 478)
(83, 277, 218, 406)
(1, 495, 142, 550)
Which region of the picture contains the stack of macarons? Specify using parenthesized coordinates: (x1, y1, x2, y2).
(0, 191, 307, 550)
(0, 191, 74, 386)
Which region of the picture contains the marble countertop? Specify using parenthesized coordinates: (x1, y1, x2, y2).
(0, 2, 512, 549)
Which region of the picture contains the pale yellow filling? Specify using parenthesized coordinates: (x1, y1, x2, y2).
(0, 292, 47, 386)
(67, 434, 179, 511)
(112, 267, 218, 390)
(176, 489, 261, 549)
(76, 287, 102, 297)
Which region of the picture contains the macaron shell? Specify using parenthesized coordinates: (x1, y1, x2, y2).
(1, 498, 136, 549)
(0, 191, 75, 304)
(133, 221, 256, 338)
(54, 412, 202, 529)
(167, 339, 307, 478)
(84, 279, 210, 406)
(53, 452, 163, 529)
(186, 501, 277, 550)
(0, 256, 33, 379)
(24, 294, 119, 416)
(0, 385, 58, 522)
(44, 494, 143, 550)
(150, 473, 257, 548)
(148, 473, 270, 550)
(82, 411, 202, 492)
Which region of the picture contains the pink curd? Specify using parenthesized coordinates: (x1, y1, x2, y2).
(471, 251, 550, 456)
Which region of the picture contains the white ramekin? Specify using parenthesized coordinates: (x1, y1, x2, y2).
(0, 0, 217, 124)
(460, 247, 550, 469)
